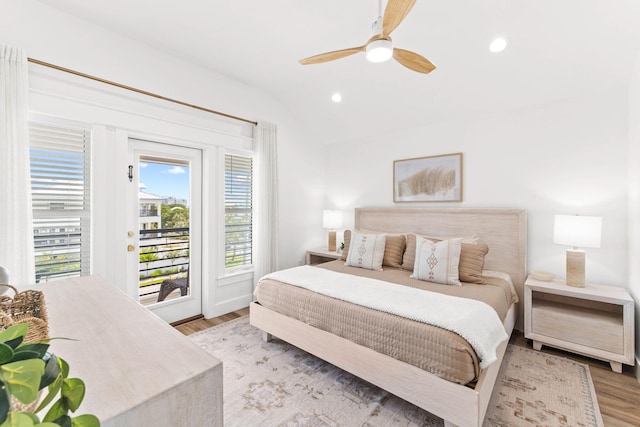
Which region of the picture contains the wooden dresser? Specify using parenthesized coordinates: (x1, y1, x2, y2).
(38, 276, 223, 426)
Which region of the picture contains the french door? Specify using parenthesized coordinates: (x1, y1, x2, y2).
(127, 139, 202, 323)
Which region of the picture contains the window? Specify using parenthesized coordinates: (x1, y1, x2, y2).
(29, 122, 91, 283)
(224, 154, 252, 268)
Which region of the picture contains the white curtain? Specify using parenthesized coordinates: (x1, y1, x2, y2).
(0, 45, 35, 286)
(253, 121, 279, 287)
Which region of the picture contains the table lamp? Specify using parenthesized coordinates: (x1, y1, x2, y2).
(0, 265, 9, 296)
(322, 210, 342, 252)
(553, 214, 602, 287)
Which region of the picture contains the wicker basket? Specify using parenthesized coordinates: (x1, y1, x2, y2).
(0, 284, 49, 343)
(0, 285, 49, 412)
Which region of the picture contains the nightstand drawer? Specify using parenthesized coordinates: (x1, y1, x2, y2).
(530, 297, 624, 354)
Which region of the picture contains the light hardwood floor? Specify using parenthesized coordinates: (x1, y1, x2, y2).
(175, 307, 249, 335)
(176, 307, 640, 427)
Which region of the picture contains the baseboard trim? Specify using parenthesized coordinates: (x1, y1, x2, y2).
(636, 356, 640, 384)
(205, 294, 252, 318)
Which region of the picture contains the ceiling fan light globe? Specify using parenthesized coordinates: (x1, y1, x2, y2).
(366, 39, 393, 63)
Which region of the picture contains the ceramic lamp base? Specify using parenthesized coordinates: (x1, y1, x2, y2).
(566, 249, 585, 287)
(328, 230, 336, 252)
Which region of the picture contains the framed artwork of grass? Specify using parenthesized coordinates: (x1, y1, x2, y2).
(393, 152, 463, 202)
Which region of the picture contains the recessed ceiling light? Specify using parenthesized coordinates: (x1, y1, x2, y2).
(331, 93, 342, 103)
(489, 36, 508, 53)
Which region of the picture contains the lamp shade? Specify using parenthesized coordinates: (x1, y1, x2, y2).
(322, 210, 342, 230)
(553, 215, 602, 248)
(0, 266, 8, 284)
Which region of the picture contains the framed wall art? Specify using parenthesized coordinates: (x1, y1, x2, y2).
(393, 152, 463, 202)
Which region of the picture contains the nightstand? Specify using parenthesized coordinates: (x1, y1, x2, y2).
(305, 248, 342, 265)
(524, 276, 635, 373)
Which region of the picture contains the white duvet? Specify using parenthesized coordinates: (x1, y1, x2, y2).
(260, 265, 508, 368)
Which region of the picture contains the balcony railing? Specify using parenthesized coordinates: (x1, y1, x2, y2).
(139, 207, 159, 217)
(138, 227, 189, 303)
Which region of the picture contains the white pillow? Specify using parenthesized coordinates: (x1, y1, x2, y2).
(345, 232, 387, 271)
(411, 236, 463, 285)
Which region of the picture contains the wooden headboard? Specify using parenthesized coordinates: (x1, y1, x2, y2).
(355, 208, 527, 311)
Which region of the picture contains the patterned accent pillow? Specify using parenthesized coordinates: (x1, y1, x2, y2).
(340, 230, 405, 268)
(459, 243, 489, 284)
(411, 236, 463, 285)
(345, 232, 387, 271)
(402, 233, 478, 270)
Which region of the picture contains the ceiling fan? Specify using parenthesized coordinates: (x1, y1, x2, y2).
(299, 0, 436, 74)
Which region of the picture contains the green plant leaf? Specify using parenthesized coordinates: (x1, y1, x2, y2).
(0, 325, 28, 350)
(70, 415, 99, 427)
(58, 359, 69, 380)
(61, 379, 85, 412)
(39, 356, 61, 390)
(42, 400, 65, 423)
(0, 359, 45, 404)
(35, 375, 62, 413)
(15, 345, 49, 361)
(36, 338, 78, 345)
(10, 351, 41, 363)
(51, 416, 71, 427)
(0, 344, 14, 365)
(34, 423, 59, 427)
(0, 383, 9, 424)
(1, 339, 22, 354)
(20, 414, 38, 424)
(0, 412, 36, 427)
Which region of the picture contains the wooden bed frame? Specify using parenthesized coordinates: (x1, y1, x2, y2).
(250, 208, 527, 427)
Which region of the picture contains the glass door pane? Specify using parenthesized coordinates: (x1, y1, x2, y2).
(137, 158, 191, 306)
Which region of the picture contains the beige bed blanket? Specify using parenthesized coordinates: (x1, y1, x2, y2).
(254, 260, 516, 385)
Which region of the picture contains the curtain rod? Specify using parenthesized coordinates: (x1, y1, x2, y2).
(27, 58, 258, 126)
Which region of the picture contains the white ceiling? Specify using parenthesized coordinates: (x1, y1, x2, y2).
(36, 0, 640, 144)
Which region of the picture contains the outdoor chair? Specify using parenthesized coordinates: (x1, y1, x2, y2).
(157, 270, 189, 302)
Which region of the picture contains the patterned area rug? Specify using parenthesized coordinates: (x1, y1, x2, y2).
(189, 316, 603, 427)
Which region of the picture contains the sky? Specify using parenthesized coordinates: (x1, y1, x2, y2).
(139, 161, 190, 205)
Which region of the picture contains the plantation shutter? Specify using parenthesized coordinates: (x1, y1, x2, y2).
(29, 122, 91, 283)
(224, 154, 253, 268)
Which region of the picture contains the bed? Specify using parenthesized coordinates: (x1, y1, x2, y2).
(250, 208, 527, 427)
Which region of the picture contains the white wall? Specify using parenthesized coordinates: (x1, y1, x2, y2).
(2, 0, 324, 317)
(326, 89, 629, 305)
(629, 52, 640, 372)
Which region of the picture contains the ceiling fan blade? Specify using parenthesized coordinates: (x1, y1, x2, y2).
(299, 46, 365, 65)
(382, 0, 417, 38)
(393, 48, 436, 74)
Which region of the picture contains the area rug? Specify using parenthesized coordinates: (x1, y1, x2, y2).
(189, 316, 603, 427)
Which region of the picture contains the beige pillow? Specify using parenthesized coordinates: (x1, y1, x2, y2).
(341, 230, 405, 268)
(402, 233, 423, 270)
(459, 243, 489, 284)
(382, 234, 406, 268)
(402, 233, 478, 270)
(410, 236, 463, 285)
(340, 229, 352, 261)
(345, 232, 386, 271)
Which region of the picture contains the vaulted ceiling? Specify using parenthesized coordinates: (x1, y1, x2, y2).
(36, 0, 640, 143)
